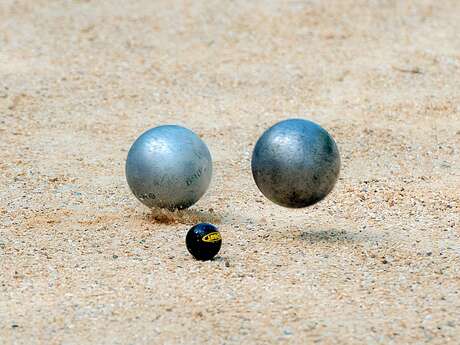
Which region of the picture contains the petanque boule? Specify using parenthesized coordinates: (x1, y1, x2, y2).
(251, 118, 340, 208)
(125, 125, 212, 210)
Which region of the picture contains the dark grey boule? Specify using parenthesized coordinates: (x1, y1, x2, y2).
(251, 119, 340, 208)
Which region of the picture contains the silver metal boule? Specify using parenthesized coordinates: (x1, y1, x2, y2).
(251, 118, 340, 208)
(125, 125, 212, 210)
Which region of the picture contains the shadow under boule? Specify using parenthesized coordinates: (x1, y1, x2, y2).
(299, 228, 364, 244)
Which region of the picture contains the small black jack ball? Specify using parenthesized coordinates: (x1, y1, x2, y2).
(186, 223, 222, 261)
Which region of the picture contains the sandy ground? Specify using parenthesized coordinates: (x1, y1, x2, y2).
(1, 0, 459, 344)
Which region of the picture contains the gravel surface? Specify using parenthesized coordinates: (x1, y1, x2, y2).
(1, 1, 459, 344)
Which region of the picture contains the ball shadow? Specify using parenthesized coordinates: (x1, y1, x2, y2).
(298, 228, 365, 244)
(145, 207, 222, 225)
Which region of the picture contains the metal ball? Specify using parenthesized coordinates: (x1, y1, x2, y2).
(251, 118, 340, 208)
(125, 125, 212, 210)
